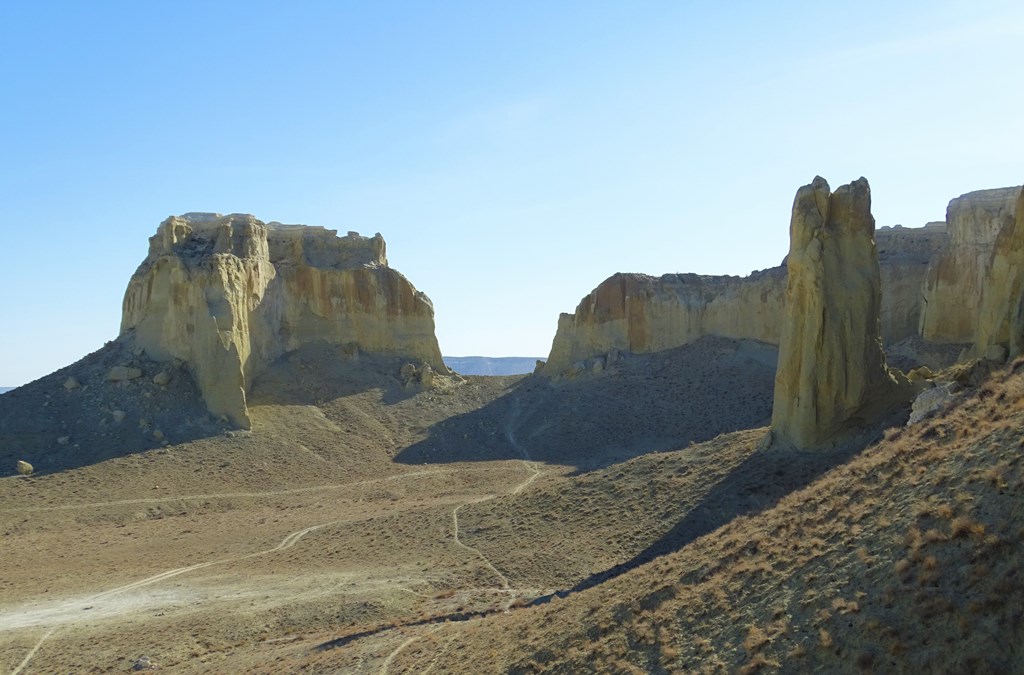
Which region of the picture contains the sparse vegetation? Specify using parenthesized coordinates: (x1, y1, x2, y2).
(2, 345, 1024, 673)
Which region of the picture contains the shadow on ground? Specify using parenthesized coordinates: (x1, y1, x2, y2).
(0, 338, 227, 474)
(396, 336, 779, 474)
(529, 432, 888, 604)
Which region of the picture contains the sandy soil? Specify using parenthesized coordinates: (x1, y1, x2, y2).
(0, 336, 782, 673)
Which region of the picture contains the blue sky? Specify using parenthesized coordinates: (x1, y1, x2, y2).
(2, 1, 1022, 386)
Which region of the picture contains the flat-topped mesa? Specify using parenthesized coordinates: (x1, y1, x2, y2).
(121, 213, 446, 428)
(770, 177, 910, 450)
(541, 224, 944, 377)
(973, 186, 1024, 358)
(919, 186, 1023, 344)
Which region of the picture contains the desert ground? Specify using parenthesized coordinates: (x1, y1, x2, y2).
(1, 336, 793, 673)
(3, 337, 1023, 673)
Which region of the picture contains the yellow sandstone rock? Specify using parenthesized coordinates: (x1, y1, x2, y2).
(770, 177, 910, 449)
(973, 186, 1024, 358)
(121, 213, 446, 427)
(541, 224, 940, 377)
(919, 187, 1022, 344)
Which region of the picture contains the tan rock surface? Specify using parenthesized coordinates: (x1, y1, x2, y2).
(972, 186, 1024, 358)
(543, 270, 786, 374)
(875, 222, 947, 345)
(121, 213, 445, 427)
(543, 224, 943, 376)
(919, 186, 1022, 343)
(770, 176, 909, 449)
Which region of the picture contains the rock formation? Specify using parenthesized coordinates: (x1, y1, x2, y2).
(919, 187, 1022, 344)
(543, 269, 786, 374)
(770, 177, 909, 449)
(973, 186, 1024, 358)
(542, 225, 943, 376)
(121, 213, 446, 427)
(876, 223, 947, 345)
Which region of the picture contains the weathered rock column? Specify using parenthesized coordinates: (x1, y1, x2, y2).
(770, 176, 909, 449)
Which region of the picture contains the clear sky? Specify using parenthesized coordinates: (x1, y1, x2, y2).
(2, 1, 1022, 386)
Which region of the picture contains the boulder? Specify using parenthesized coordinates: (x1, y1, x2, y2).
(63, 377, 79, 390)
(121, 214, 448, 427)
(107, 366, 142, 382)
(770, 176, 910, 449)
(16, 460, 32, 476)
(908, 383, 959, 425)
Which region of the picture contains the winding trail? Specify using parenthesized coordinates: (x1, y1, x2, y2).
(379, 393, 543, 674)
(10, 628, 54, 675)
(447, 394, 542, 608)
(2, 466, 467, 673)
(7, 394, 546, 674)
(377, 625, 443, 675)
(5, 516, 338, 671)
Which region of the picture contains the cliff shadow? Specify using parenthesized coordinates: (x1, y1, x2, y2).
(395, 336, 779, 474)
(246, 342, 426, 408)
(530, 428, 892, 604)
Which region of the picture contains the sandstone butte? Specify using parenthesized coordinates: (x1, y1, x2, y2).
(121, 213, 447, 428)
(769, 176, 910, 449)
(541, 187, 1018, 377)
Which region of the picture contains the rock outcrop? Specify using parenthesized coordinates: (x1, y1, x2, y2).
(121, 213, 446, 427)
(919, 187, 1022, 344)
(770, 177, 909, 449)
(876, 223, 947, 345)
(543, 269, 786, 375)
(973, 186, 1024, 358)
(542, 224, 943, 376)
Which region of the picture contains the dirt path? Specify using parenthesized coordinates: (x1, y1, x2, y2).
(5, 394, 547, 673)
(377, 393, 543, 674)
(1, 467, 478, 672)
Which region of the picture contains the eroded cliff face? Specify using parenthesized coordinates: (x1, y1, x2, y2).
(543, 270, 786, 375)
(542, 224, 942, 376)
(769, 177, 909, 449)
(876, 223, 947, 346)
(919, 187, 1022, 343)
(973, 187, 1024, 358)
(121, 213, 445, 427)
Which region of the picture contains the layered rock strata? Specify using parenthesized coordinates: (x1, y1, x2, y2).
(543, 225, 942, 376)
(919, 187, 1022, 343)
(543, 269, 786, 375)
(770, 176, 909, 449)
(121, 213, 446, 427)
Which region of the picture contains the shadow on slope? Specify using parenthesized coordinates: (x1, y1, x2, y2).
(531, 431, 889, 604)
(396, 336, 779, 473)
(0, 338, 228, 475)
(245, 342, 426, 409)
